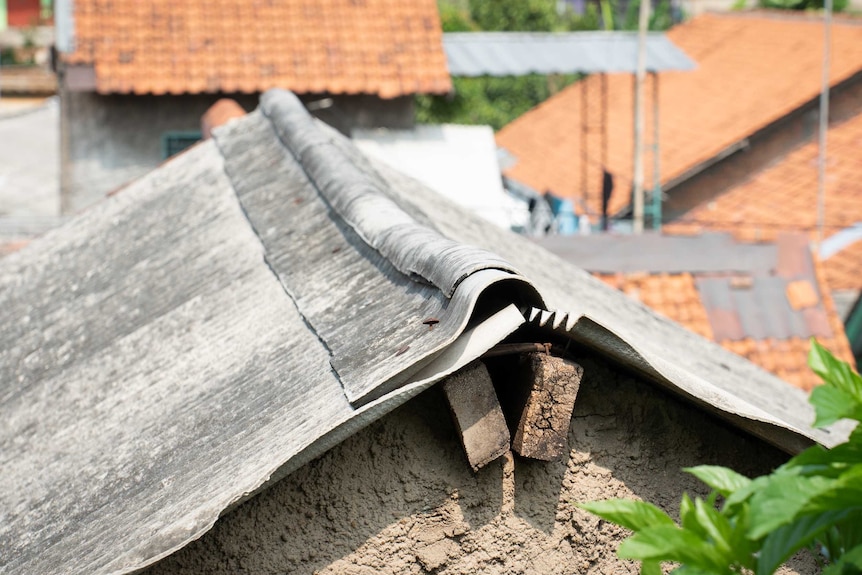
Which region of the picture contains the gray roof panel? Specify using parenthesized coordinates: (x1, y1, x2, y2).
(443, 31, 696, 76)
(0, 89, 851, 575)
(534, 232, 778, 274)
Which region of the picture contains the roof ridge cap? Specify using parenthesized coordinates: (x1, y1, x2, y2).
(260, 88, 525, 299)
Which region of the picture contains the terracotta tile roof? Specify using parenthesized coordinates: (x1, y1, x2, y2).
(64, 0, 451, 98)
(665, 110, 862, 292)
(496, 11, 862, 217)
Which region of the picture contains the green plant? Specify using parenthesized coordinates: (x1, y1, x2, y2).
(581, 339, 862, 575)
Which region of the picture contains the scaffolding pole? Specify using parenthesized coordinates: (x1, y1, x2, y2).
(632, 0, 649, 234)
(817, 0, 832, 248)
(651, 72, 662, 230)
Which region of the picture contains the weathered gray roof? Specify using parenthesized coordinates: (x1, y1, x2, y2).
(0, 89, 850, 575)
(443, 31, 696, 76)
(536, 232, 778, 274)
(534, 232, 835, 342)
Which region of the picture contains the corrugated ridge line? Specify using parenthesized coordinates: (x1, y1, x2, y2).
(259, 88, 521, 298)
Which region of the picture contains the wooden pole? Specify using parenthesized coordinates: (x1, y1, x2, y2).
(632, 0, 649, 234)
(816, 0, 832, 249)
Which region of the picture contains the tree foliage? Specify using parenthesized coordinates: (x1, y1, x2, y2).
(416, 0, 593, 130)
(581, 340, 862, 575)
(418, 0, 677, 130)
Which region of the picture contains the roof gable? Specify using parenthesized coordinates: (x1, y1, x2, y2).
(62, 0, 452, 97)
(497, 12, 862, 216)
(0, 89, 853, 575)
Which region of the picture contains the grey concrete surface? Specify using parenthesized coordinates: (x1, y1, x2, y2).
(0, 97, 59, 224)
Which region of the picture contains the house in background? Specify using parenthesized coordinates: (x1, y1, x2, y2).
(496, 11, 862, 225)
(0, 0, 51, 29)
(536, 232, 855, 391)
(353, 124, 530, 231)
(663, 107, 862, 366)
(54, 0, 451, 214)
(2, 89, 848, 575)
(665, 108, 862, 317)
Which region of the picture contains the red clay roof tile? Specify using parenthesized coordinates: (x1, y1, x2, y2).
(64, 0, 451, 98)
(786, 280, 820, 310)
(497, 12, 862, 217)
(665, 110, 862, 293)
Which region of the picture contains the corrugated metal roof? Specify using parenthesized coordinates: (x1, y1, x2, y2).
(443, 31, 696, 76)
(537, 231, 839, 343)
(535, 232, 777, 274)
(0, 89, 849, 575)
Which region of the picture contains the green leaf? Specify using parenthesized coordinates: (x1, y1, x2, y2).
(834, 511, 862, 552)
(693, 497, 734, 555)
(679, 493, 705, 538)
(685, 466, 752, 497)
(747, 475, 836, 538)
(801, 466, 862, 516)
(579, 499, 676, 532)
(808, 339, 862, 427)
(618, 526, 729, 573)
(822, 543, 862, 575)
(757, 510, 852, 575)
(641, 560, 662, 575)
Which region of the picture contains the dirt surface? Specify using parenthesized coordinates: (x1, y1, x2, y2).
(144, 355, 814, 575)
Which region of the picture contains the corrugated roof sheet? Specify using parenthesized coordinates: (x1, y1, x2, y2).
(536, 232, 777, 274)
(62, 0, 451, 97)
(496, 11, 862, 217)
(443, 31, 695, 76)
(0, 89, 852, 575)
(538, 232, 855, 390)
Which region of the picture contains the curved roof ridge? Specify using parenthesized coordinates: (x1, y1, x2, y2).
(260, 89, 521, 299)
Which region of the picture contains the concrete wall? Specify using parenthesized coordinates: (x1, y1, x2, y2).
(59, 90, 414, 215)
(142, 354, 815, 575)
(663, 71, 862, 221)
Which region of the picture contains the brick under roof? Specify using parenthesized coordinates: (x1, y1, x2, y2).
(496, 11, 862, 217)
(665, 109, 862, 293)
(64, 0, 452, 98)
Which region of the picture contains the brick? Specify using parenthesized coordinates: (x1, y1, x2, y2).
(512, 354, 583, 461)
(442, 362, 509, 472)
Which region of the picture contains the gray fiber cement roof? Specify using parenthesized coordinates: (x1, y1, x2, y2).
(0, 89, 852, 575)
(443, 31, 696, 76)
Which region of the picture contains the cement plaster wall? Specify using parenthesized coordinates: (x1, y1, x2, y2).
(143, 354, 814, 575)
(59, 90, 413, 215)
